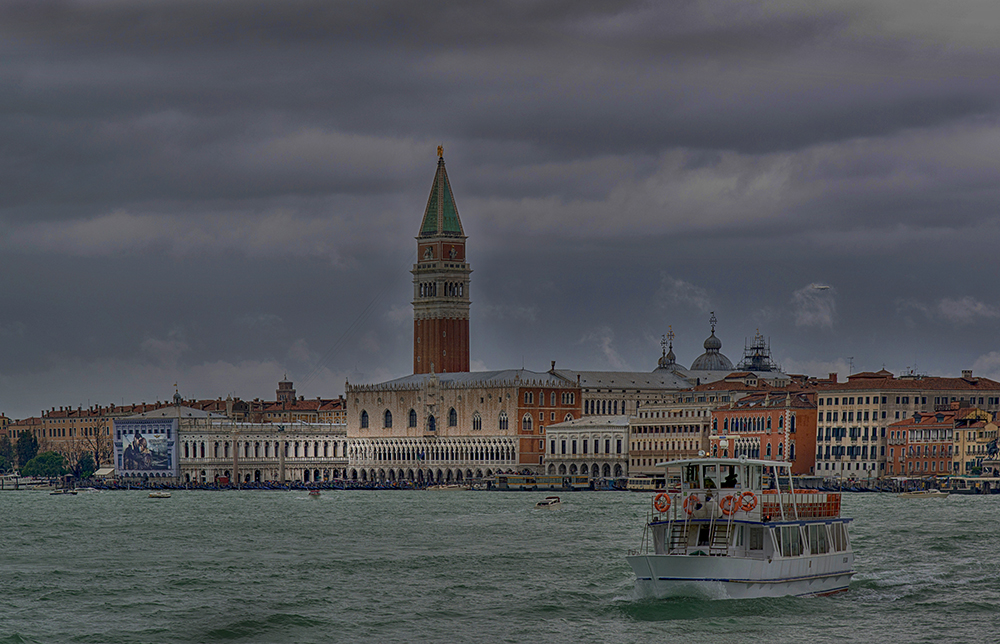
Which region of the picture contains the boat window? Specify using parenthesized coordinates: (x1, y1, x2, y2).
(831, 523, 849, 552)
(808, 524, 829, 554)
(780, 526, 803, 557)
(748, 527, 764, 550)
(721, 465, 740, 488)
(702, 464, 718, 489)
(684, 464, 700, 487)
(771, 528, 782, 554)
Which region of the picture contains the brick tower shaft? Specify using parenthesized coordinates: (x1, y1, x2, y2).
(412, 149, 471, 374)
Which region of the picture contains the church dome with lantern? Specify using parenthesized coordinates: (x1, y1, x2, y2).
(690, 314, 734, 371)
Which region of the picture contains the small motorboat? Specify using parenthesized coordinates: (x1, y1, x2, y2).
(308, 490, 321, 497)
(535, 496, 561, 509)
(50, 489, 77, 496)
(898, 489, 949, 498)
(148, 491, 172, 498)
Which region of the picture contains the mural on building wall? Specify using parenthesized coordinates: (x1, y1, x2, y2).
(113, 418, 178, 478)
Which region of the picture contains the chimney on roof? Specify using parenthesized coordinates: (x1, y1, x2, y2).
(828, 373, 838, 383)
(962, 370, 973, 379)
(550, 360, 556, 373)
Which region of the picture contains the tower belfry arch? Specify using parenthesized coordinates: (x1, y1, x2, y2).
(412, 148, 471, 374)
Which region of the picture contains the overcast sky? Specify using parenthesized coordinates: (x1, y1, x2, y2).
(3, 0, 1000, 420)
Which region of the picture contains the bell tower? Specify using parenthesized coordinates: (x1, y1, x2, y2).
(412, 147, 471, 374)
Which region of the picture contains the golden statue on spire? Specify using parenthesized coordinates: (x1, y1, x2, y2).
(437, 145, 444, 158)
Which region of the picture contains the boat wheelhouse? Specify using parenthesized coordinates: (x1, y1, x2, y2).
(626, 457, 854, 599)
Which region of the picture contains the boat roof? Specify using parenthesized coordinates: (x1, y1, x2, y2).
(655, 457, 793, 469)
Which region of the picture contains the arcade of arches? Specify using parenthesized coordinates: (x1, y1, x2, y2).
(349, 436, 516, 483)
(178, 423, 348, 484)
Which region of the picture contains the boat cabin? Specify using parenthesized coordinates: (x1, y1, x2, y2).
(678, 461, 763, 493)
(644, 457, 851, 560)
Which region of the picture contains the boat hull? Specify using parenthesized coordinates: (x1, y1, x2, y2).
(626, 552, 854, 599)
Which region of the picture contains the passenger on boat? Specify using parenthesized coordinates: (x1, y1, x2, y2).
(705, 493, 722, 519)
(695, 493, 722, 519)
(722, 467, 738, 488)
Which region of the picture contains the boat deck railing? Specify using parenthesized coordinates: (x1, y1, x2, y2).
(641, 489, 843, 556)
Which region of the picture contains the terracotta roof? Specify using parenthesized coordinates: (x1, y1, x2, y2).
(890, 410, 959, 428)
(720, 390, 816, 410)
(261, 399, 343, 412)
(817, 374, 1000, 392)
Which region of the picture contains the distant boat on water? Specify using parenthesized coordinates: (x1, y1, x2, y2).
(898, 489, 949, 498)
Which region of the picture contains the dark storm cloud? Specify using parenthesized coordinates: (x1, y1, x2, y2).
(3, 0, 1000, 419)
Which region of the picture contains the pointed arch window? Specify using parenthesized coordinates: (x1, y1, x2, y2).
(472, 412, 482, 431)
(448, 408, 458, 427)
(384, 410, 393, 428)
(428, 415, 436, 432)
(522, 414, 533, 432)
(360, 410, 369, 429)
(499, 411, 509, 430)
(409, 409, 417, 428)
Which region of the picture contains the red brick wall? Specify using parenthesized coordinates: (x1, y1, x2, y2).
(515, 387, 582, 468)
(413, 318, 469, 374)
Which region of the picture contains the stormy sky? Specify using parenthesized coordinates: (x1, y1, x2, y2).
(3, 0, 1000, 420)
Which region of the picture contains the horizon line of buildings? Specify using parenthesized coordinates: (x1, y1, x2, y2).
(4, 150, 999, 483)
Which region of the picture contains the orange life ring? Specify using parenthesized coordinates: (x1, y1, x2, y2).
(653, 493, 671, 513)
(682, 494, 700, 515)
(720, 494, 737, 516)
(739, 491, 758, 512)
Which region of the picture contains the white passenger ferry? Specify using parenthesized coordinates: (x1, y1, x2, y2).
(626, 457, 854, 599)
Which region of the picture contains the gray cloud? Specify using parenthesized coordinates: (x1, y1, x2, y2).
(791, 284, 837, 329)
(580, 326, 631, 371)
(3, 1, 1000, 418)
(937, 297, 1000, 325)
(659, 274, 713, 313)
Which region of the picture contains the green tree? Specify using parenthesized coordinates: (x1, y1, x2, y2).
(21, 451, 67, 478)
(76, 452, 96, 479)
(0, 435, 13, 472)
(15, 431, 38, 468)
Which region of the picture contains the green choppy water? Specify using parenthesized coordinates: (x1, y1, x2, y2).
(1, 490, 997, 643)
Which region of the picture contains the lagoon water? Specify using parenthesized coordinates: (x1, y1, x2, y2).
(2, 490, 997, 643)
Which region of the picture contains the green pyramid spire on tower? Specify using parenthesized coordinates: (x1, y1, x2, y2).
(419, 147, 465, 238)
